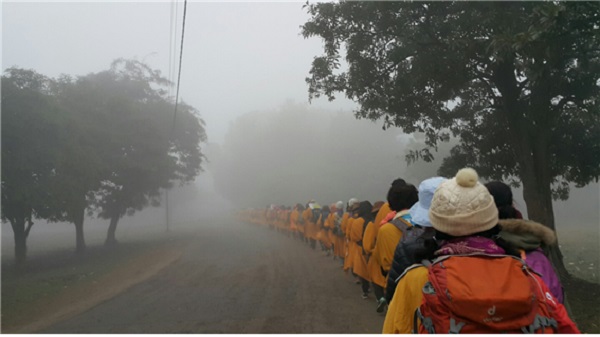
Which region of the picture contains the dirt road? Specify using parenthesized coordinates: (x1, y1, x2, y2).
(39, 217, 385, 333)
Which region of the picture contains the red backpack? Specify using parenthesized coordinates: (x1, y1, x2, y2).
(414, 254, 558, 334)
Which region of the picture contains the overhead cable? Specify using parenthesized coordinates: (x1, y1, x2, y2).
(171, 0, 188, 134)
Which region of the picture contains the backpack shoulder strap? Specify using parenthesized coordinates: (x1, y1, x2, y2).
(394, 262, 427, 283)
(389, 215, 412, 233)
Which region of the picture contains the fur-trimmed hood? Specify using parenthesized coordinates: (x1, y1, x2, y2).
(499, 219, 557, 250)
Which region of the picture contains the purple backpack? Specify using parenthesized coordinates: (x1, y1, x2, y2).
(525, 248, 564, 304)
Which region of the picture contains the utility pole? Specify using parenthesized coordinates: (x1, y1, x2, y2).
(166, 189, 170, 232)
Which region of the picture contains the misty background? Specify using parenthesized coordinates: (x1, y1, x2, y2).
(2, 2, 598, 270)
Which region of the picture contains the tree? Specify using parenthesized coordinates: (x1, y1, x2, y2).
(1, 69, 63, 265)
(302, 1, 600, 278)
(59, 59, 206, 246)
(2, 60, 206, 261)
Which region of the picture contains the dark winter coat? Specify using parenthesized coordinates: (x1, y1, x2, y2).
(385, 226, 435, 304)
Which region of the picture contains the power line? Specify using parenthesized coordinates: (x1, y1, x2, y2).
(171, 0, 179, 97)
(166, 0, 188, 232)
(171, 0, 188, 135)
(168, 0, 175, 98)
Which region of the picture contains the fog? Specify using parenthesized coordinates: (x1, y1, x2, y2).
(2, 2, 598, 263)
(2, 101, 597, 261)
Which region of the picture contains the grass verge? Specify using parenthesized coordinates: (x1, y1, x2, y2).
(1, 239, 176, 332)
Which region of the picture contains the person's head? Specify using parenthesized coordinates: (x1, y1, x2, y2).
(349, 201, 361, 217)
(409, 177, 447, 227)
(296, 203, 304, 211)
(485, 181, 521, 219)
(429, 168, 499, 237)
(372, 201, 385, 214)
(391, 178, 407, 188)
(335, 200, 344, 212)
(357, 200, 374, 220)
(348, 198, 359, 211)
(322, 205, 330, 213)
(387, 182, 418, 212)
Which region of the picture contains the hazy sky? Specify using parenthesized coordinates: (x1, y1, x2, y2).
(2, 1, 357, 144)
(3, 1, 598, 231)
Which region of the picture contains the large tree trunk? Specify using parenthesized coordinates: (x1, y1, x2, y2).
(521, 171, 570, 278)
(11, 217, 27, 266)
(74, 206, 86, 254)
(105, 213, 120, 246)
(494, 60, 570, 281)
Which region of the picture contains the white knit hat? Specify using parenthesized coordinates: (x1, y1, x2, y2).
(429, 168, 499, 237)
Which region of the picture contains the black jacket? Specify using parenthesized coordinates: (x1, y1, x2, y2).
(385, 226, 435, 304)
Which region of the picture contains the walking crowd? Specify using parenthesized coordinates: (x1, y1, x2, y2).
(236, 168, 580, 334)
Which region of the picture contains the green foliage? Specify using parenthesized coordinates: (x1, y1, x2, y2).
(1, 59, 207, 260)
(1, 69, 62, 225)
(303, 1, 600, 202)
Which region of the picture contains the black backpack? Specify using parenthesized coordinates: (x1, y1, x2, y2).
(320, 210, 330, 228)
(311, 208, 322, 224)
(390, 215, 424, 244)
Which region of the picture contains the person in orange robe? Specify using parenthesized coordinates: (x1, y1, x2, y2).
(296, 204, 306, 240)
(364, 201, 391, 312)
(351, 200, 376, 299)
(303, 204, 313, 245)
(325, 203, 337, 257)
(331, 201, 345, 261)
(344, 199, 360, 272)
(318, 205, 333, 254)
(342, 199, 359, 271)
(289, 204, 300, 239)
(372, 180, 419, 310)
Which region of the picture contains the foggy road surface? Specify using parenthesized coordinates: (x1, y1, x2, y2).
(41, 217, 385, 333)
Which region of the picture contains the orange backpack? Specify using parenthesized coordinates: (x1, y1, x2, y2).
(414, 254, 558, 334)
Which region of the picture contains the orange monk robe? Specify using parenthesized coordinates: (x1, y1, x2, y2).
(350, 217, 370, 281)
(303, 208, 317, 240)
(277, 210, 283, 229)
(326, 212, 336, 248)
(363, 221, 386, 287)
(374, 202, 392, 228)
(296, 210, 305, 235)
(372, 210, 410, 274)
(279, 209, 290, 232)
(339, 212, 351, 259)
(367, 203, 394, 287)
(289, 209, 299, 232)
(382, 266, 428, 334)
(340, 212, 350, 234)
(315, 215, 324, 243)
(319, 214, 332, 249)
(342, 215, 355, 271)
(363, 221, 377, 253)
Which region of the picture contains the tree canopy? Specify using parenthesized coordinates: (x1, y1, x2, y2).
(1, 60, 206, 263)
(302, 1, 600, 277)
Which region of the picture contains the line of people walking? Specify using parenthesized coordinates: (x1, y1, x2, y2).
(236, 167, 580, 333)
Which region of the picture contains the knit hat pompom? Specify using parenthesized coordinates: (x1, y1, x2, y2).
(456, 168, 478, 188)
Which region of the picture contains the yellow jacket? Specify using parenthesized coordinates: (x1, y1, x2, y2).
(382, 265, 428, 334)
(373, 210, 409, 272)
